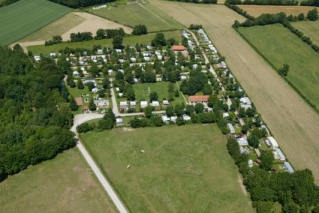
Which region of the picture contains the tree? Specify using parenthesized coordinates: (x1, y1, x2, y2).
(102, 77, 110, 89)
(298, 13, 305, 21)
(95, 29, 106, 39)
(175, 104, 184, 117)
(307, 8, 318, 21)
(203, 83, 213, 95)
(126, 88, 135, 101)
(77, 79, 84, 89)
(144, 106, 153, 118)
(174, 89, 180, 97)
(260, 151, 274, 171)
(166, 105, 175, 117)
(195, 103, 204, 113)
(278, 64, 289, 76)
(132, 25, 147, 35)
(185, 105, 194, 115)
(151, 33, 166, 47)
(86, 82, 95, 91)
(241, 124, 249, 134)
(312, 206, 319, 213)
(69, 95, 78, 111)
(112, 35, 123, 49)
(176, 117, 186, 126)
(88, 98, 96, 111)
(149, 91, 158, 101)
(248, 135, 260, 148)
(76, 122, 92, 133)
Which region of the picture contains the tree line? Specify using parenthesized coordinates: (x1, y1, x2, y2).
(225, 0, 297, 5)
(0, 0, 19, 7)
(0, 45, 75, 181)
(48, 0, 115, 8)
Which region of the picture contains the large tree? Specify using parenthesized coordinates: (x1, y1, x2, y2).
(112, 35, 123, 49)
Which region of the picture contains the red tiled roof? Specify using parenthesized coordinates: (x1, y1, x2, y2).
(75, 97, 83, 106)
(172, 45, 186, 51)
(189, 95, 210, 103)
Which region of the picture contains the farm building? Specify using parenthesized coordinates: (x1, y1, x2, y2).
(189, 95, 210, 104)
(274, 148, 286, 161)
(172, 45, 186, 51)
(237, 138, 248, 146)
(284, 161, 294, 173)
(266, 136, 279, 150)
(227, 123, 235, 134)
(75, 97, 83, 106)
(140, 101, 148, 108)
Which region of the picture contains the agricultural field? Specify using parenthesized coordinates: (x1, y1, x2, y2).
(292, 20, 319, 45)
(81, 125, 254, 213)
(0, 149, 116, 213)
(85, 1, 183, 32)
(0, 0, 72, 45)
(27, 30, 181, 55)
(148, 0, 319, 183)
(237, 5, 315, 17)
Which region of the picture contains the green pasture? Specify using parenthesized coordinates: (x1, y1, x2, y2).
(28, 30, 181, 55)
(85, 1, 183, 32)
(80, 125, 254, 213)
(292, 21, 319, 45)
(238, 24, 319, 108)
(0, 0, 72, 45)
(0, 149, 116, 213)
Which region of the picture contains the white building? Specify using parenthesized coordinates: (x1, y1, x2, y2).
(140, 101, 148, 108)
(284, 161, 294, 173)
(237, 138, 248, 146)
(266, 136, 279, 150)
(227, 123, 235, 134)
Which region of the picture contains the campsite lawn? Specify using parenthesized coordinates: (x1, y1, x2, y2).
(238, 24, 319, 109)
(80, 125, 254, 213)
(28, 30, 181, 55)
(0, 148, 116, 213)
(132, 82, 185, 104)
(0, 0, 72, 45)
(85, 1, 183, 32)
(292, 21, 319, 45)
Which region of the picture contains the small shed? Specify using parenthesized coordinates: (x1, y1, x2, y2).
(227, 123, 235, 134)
(163, 100, 169, 105)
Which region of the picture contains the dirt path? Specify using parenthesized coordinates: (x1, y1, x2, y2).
(149, 0, 319, 183)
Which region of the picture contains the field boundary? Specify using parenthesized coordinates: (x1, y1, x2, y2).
(235, 26, 319, 114)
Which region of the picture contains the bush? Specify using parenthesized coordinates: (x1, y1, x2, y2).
(76, 122, 92, 133)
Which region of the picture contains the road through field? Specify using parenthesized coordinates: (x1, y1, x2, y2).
(150, 0, 319, 182)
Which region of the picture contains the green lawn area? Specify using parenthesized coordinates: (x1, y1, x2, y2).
(238, 24, 319, 108)
(28, 30, 181, 55)
(292, 20, 319, 45)
(0, 0, 72, 45)
(133, 82, 185, 104)
(80, 125, 254, 213)
(85, 1, 183, 32)
(0, 149, 117, 213)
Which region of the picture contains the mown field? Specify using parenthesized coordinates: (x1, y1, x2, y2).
(0, 0, 72, 45)
(0, 149, 116, 213)
(28, 30, 181, 55)
(238, 24, 319, 108)
(81, 125, 254, 213)
(237, 5, 314, 17)
(85, 1, 183, 32)
(148, 0, 319, 183)
(292, 21, 319, 45)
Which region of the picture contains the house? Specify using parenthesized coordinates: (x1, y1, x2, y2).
(75, 97, 83, 106)
(97, 49, 103, 55)
(182, 114, 191, 121)
(140, 101, 148, 108)
(116, 118, 123, 126)
(189, 95, 210, 104)
(162, 115, 170, 124)
(266, 136, 279, 150)
(163, 100, 169, 105)
(284, 161, 294, 173)
(130, 101, 137, 109)
(227, 123, 235, 134)
(94, 99, 109, 108)
(151, 101, 160, 107)
(274, 148, 286, 161)
(119, 101, 128, 112)
(237, 138, 248, 146)
(172, 45, 186, 51)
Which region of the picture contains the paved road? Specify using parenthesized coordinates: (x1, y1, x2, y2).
(72, 114, 129, 213)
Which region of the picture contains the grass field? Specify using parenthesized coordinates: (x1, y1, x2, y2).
(292, 21, 319, 45)
(27, 30, 181, 55)
(133, 82, 185, 104)
(85, 1, 183, 32)
(237, 5, 315, 17)
(0, 0, 72, 45)
(148, 0, 319, 183)
(237, 24, 319, 109)
(0, 148, 117, 213)
(19, 13, 85, 42)
(81, 125, 254, 213)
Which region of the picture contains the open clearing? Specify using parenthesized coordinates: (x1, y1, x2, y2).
(27, 30, 181, 55)
(85, 1, 183, 32)
(0, 0, 71, 45)
(0, 149, 116, 213)
(149, 0, 319, 183)
(292, 21, 319, 45)
(237, 5, 315, 17)
(238, 24, 319, 108)
(81, 125, 254, 213)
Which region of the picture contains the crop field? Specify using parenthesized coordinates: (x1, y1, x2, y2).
(292, 21, 319, 45)
(237, 5, 314, 17)
(133, 82, 185, 104)
(148, 0, 319, 183)
(85, 1, 183, 32)
(27, 30, 181, 55)
(81, 125, 254, 213)
(0, 0, 72, 45)
(0, 149, 116, 213)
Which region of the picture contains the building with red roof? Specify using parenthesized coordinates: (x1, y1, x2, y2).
(189, 95, 210, 103)
(172, 45, 186, 51)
